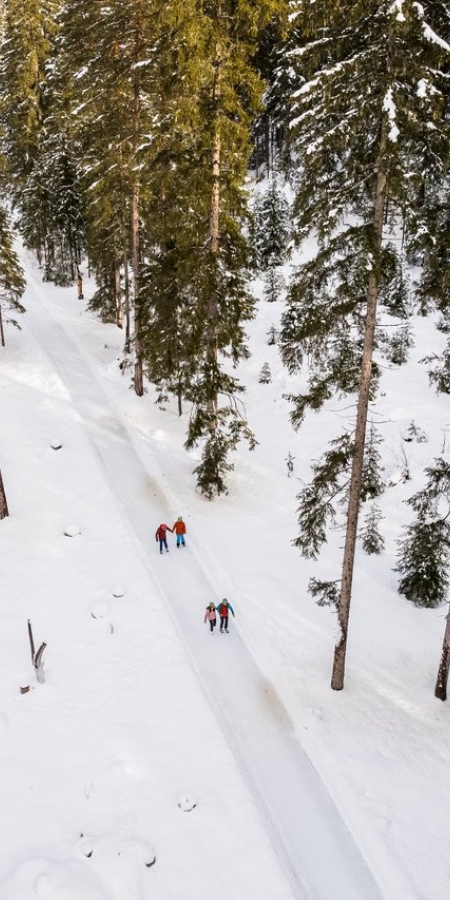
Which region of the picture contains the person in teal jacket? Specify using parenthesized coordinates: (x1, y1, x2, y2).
(216, 598, 235, 633)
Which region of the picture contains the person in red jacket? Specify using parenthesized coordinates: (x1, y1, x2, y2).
(216, 598, 235, 633)
(172, 516, 187, 548)
(155, 523, 173, 554)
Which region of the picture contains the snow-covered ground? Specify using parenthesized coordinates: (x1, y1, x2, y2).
(1, 247, 449, 900)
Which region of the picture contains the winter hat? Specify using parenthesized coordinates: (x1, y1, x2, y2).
(178, 516, 183, 521)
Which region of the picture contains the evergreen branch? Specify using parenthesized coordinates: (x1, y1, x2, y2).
(294, 433, 354, 558)
(308, 577, 340, 608)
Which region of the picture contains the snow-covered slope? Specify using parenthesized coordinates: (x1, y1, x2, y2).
(1, 249, 449, 900)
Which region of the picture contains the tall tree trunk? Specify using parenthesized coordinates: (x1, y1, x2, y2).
(331, 144, 387, 692)
(0, 303, 5, 347)
(0, 462, 9, 519)
(435, 607, 450, 701)
(132, 5, 144, 397)
(206, 16, 222, 427)
(132, 182, 143, 396)
(123, 250, 131, 348)
(114, 257, 122, 328)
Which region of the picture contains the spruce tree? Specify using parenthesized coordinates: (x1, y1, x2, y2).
(255, 173, 291, 270)
(0, 206, 25, 347)
(0, 0, 62, 191)
(18, 125, 85, 283)
(259, 362, 272, 383)
(360, 424, 385, 502)
(362, 504, 385, 555)
(57, 0, 160, 389)
(278, 0, 450, 689)
(396, 459, 450, 608)
(138, 0, 284, 497)
(263, 264, 285, 303)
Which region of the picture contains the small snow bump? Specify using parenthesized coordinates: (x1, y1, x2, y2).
(64, 523, 81, 537)
(81, 840, 94, 859)
(50, 438, 63, 450)
(117, 838, 156, 868)
(91, 600, 112, 619)
(178, 793, 197, 812)
(112, 584, 126, 598)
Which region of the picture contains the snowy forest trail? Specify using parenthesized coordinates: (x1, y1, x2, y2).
(22, 259, 386, 900)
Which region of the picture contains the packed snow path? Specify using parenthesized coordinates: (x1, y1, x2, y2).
(23, 262, 385, 900)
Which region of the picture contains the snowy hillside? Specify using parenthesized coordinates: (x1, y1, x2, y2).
(1, 245, 450, 900)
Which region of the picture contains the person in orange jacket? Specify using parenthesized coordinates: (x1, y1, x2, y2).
(173, 516, 187, 548)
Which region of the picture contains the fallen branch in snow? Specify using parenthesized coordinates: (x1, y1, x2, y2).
(27, 619, 47, 684)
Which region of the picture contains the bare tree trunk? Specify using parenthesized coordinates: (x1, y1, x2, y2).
(123, 248, 131, 349)
(115, 262, 122, 328)
(331, 147, 387, 692)
(435, 607, 450, 700)
(76, 268, 84, 300)
(27, 619, 36, 661)
(132, 182, 144, 396)
(0, 302, 5, 348)
(132, 6, 144, 397)
(205, 15, 222, 428)
(0, 462, 8, 519)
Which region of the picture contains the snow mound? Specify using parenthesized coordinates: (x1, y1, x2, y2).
(64, 524, 81, 537)
(49, 438, 63, 450)
(90, 600, 112, 620)
(178, 793, 197, 812)
(111, 584, 126, 598)
(117, 838, 156, 868)
(0, 858, 108, 899)
(80, 840, 94, 859)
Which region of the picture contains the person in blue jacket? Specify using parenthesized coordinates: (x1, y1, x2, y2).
(216, 598, 235, 633)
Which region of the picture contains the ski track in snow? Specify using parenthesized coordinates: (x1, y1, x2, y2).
(22, 262, 386, 900)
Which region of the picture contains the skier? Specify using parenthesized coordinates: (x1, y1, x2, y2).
(204, 602, 217, 633)
(155, 523, 173, 554)
(217, 598, 235, 633)
(172, 516, 187, 548)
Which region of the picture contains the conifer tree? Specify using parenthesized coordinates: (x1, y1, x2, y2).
(0, 0, 62, 191)
(259, 362, 272, 383)
(0, 205, 25, 347)
(18, 125, 85, 283)
(362, 504, 385, 555)
(396, 459, 450, 608)
(181, 0, 283, 497)
(360, 425, 385, 503)
(255, 173, 291, 270)
(57, 0, 159, 390)
(279, 0, 450, 689)
(138, 0, 285, 497)
(263, 264, 285, 303)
